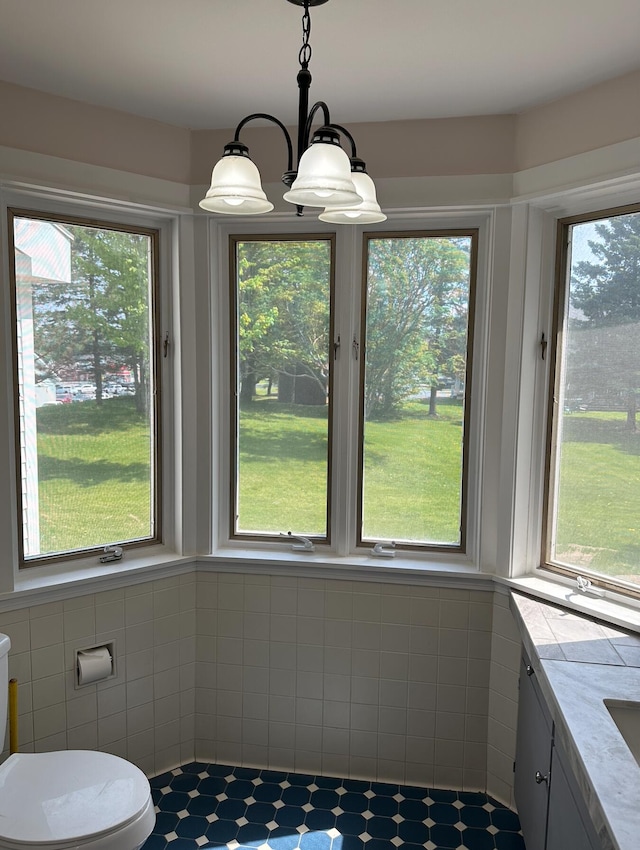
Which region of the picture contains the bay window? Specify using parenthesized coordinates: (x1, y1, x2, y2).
(228, 226, 478, 555)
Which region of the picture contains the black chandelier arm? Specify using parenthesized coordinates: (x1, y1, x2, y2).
(301, 100, 332, 151)
(233, 113, 294, 172)
(329, 123, 358, 159)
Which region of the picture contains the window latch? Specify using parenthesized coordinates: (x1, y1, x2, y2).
(333, 335, 340, 360)
(372, 541, 396, 558)
(163, 332, 170, 358)
(540, 332, 547, 361)
(576, 575, 604, 597)
(352, 337, 359, 360)
(99, 545, 123, 564)
(280, 531, 315, 552)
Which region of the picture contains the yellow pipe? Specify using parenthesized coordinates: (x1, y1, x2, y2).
(8, 678, 18, 755)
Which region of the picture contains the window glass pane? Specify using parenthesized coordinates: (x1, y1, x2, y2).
(233, 238, 332, 538)
(361, 234, 474, 547)
(12, 214, 157, 561)
(549, 208, 640, 588)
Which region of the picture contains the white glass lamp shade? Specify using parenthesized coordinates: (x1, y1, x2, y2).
(283, 139, 362, 208)
(319, 171, 386, 223)
(199, 153, 273, 215)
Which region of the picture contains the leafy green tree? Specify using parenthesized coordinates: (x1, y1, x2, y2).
(33, 225, 151, 412)
(570, 212, 640, 429)
(235, 236, 471, 418)
(364, 236, 471, 419)
(236, 240, 331, 404)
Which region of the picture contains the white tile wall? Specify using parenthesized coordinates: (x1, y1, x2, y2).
(0, 572, 196, 776)
(486, 589, 521, 807)
(195, 572, 495, 790)
(0, 569, 521, 796)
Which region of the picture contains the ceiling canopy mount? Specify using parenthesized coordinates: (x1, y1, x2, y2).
(286, 0, 330, 6)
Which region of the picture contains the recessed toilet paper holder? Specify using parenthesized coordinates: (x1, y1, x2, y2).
(75, 640, 117, 688)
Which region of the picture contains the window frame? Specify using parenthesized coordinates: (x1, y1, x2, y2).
(6, 204, 164, 569)
(212, 211, 493, 569)
(228, 232, 337, 545)
(356, 228, 479, 553)
(541, 201, 640, 599)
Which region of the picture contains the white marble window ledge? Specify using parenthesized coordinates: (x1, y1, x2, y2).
(500, 573, 640, 635)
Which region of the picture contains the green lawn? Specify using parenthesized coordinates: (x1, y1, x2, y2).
(554, 410, 640, 581)
(237, 397, 464, 543)
(237, 400, 330, 535)
(362, 400, 463, 543)
(33, 400, 640, 581)
(35, 398, 152, 554)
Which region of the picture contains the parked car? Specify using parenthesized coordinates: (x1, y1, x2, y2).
(55, 384, 73, 399)
(72, 385, 95, 402)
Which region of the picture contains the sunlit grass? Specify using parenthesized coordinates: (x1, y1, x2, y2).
(35, 398, 152, 554)
(554, 410, 640, 580)
(362, 400, 464, 544)
(237, 397, 464, 543)
(33, 401, 640, 580)
(237, 400, 329, 535)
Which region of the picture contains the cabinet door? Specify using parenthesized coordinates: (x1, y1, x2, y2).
(514, 655, 553, 850)
(546, 742, 600, 850)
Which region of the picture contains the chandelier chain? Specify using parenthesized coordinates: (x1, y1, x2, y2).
(298, 1, 312, 70)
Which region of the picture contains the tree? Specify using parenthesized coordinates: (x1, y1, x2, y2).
(234, 236, 472, 418)
(570, 212, 640, 429)
(236, 239, 331, 405)
(85, 229, 152, 413)
(33, 225, 152, 413)
(364, 236, 471, 419)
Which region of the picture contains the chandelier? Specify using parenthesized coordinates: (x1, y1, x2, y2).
(199, 0, 386, 223)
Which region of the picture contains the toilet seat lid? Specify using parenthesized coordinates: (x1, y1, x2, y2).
(0, 750, 151, 845)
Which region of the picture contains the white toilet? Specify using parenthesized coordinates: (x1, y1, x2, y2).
(0, 633, 155, 849)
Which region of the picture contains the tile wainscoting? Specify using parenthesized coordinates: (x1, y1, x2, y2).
(0, 572, 197, 776)
(0, 569, 521, 807)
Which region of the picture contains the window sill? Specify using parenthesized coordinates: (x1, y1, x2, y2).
(11, 547, 640, 634)
(202, 547, 495, 590)
(497, 572, 640, 634)
(0, 545, 195, 611)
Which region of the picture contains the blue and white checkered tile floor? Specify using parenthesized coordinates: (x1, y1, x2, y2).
(143, 763, 525, 850)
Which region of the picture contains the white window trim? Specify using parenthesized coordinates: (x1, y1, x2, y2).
(0, 183, 192, 596)
(207, 208, 497, 576)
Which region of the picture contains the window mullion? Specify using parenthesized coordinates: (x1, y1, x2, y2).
(330, 227, 362, 555)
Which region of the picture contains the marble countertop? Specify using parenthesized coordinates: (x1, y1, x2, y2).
(510, 592, 640, 850)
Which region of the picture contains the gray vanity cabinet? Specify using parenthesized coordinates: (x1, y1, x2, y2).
(546, 739, 601, 850)
(514, 653, 601, 850)
(514, 654, 553, 850)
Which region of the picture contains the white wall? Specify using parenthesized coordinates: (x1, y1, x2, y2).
(0, 572, 196, 777)
(487, 591, 522, 807)
(0, 568, 524, 805)
(195, 572, 494, 791)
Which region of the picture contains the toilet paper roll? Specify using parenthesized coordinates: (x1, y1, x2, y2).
(77, 646, 113, 685)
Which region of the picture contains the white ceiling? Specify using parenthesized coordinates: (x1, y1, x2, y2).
(0, 0, 638, 131)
